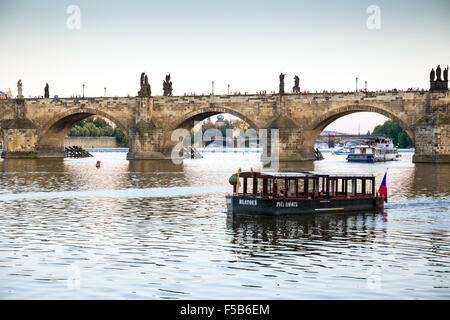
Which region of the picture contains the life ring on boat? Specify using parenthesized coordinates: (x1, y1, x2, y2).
(228, 174, 238, 185)
(274, 178, 278, 184)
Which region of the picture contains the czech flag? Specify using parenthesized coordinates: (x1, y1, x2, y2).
(378, 171, 388, 202)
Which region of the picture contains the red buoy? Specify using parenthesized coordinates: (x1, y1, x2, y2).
(96, 160, 101, 168)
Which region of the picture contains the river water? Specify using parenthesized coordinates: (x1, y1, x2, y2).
(0, 150, 448, 299)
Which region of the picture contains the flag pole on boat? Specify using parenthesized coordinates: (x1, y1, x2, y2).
(378, 168, 388, 203)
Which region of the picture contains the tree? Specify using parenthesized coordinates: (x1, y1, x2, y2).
(398, 131, 413, 148)
(69, 126, 81, 136)
(103, 125, 114, 136)
(84, 123, 97, 136)
(372, 120, 413, 148)
(81, 127, 90, 136)
(66, 116, 128, 146)
(114, 128, 128, 146)
(92, 126, 102, 137)
(93, 117, 108, 128)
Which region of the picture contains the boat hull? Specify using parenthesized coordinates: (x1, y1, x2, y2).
(226, 195, 384, 215)
(346, 154, 375, 162)
(346, 154, 398, 162)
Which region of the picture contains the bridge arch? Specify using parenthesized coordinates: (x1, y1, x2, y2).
(38, 107, 130, 156)
(308, 104, 414, 142)
(170, 106, 259, 131)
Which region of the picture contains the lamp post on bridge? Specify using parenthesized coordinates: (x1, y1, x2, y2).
(212, 81, 214, 96)
(365, 81, 367, 92)
(355, 77, 358, 93)
(82, 84, 85, 98)
(104, 87, 106, 97)
(228, 84, 230, 95)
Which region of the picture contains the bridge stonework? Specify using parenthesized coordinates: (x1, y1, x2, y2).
(0, 91, 449, 163)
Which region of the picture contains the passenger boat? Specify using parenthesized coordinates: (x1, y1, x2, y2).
(226, 171, 384, 215)
(346, 137, 399, 162)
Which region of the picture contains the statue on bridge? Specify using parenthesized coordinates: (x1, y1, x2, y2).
(436, 65, 442, 81)
(44, 83, 49, 98)
(292, 75, 300, 93)
(17, 80, 23, 98)
(279, 73, 285, 95)
(430, 64, 448, 91)
(138, 72, 151, 97)
(163, 74, 173, 96)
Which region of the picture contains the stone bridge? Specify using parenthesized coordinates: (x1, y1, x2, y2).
(0, 90, 449, 163)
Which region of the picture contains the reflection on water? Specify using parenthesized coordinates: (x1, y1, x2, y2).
(412, 163, 450, 198)
(128, 159, 184, 173)
(227, 212, 379, 248)
(0, 151, 449, 299)
(277, 161, 315, 172)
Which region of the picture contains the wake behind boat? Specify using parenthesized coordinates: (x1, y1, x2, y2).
(226, 170, 384, 215)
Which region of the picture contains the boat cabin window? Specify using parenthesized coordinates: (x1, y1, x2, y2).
(365, 179, 374, 195)
(356, 179, 363, 194)
(325, 176, 375, 198)
(275, 179, 299, 198)
(287, 179, 296, 197)
(294, 177, 319, 199)
(313, 179, 319, 198)
(237, 178, 245, 194)
(329, 179, 336, 197)
(275, 178, 284, 197)
(348, 179, 356, 196)
(298, 179, 305, 195)
(265, 176, 322, 199)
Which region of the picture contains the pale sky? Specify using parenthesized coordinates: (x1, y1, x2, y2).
(1, 0, 449, 133)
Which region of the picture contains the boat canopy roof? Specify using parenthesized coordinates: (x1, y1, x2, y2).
(351, 145, 373, 148)
(237, 171, 374, 179)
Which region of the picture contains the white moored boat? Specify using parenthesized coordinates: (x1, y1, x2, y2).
(346, 137, 400, 162)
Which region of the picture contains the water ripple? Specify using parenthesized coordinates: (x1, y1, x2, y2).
(0, 152, 449, 299)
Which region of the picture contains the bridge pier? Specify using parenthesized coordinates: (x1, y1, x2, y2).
(126, 119, 182, 161)
(264, 115, 317, 162)
(278, 127, 317, 161)
(37, 150, 66, 158)
(126, 126, 166, 160)
(412, 111, 450, 163)
(0, 119, 39, 159)
(37, 130, 72, 159)
(127, 98, 175, 160)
